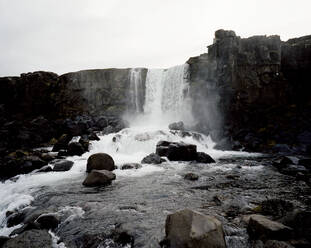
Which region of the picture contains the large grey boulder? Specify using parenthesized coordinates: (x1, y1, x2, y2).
(163, 209, 226, 248)
(2, 230, 52, 248)
(156, 141, 197, 161)
(141, 153, 165, 164)
(52, 159, 74, 171)
(86, 153, 115, 172)
(248, 215, 293, 241)
(83, 170, 116, 187)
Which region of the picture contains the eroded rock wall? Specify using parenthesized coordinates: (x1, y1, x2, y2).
(188, 30, 311, 153)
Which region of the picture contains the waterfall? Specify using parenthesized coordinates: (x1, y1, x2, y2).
(129, 64, 192, 128)
(129, 68, 144, 113)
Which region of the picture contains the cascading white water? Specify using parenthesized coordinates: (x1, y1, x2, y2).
(129, 64, 193, 128)
(129, 68, 144, 113)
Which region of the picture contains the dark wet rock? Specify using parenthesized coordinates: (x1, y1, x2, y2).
(273, 157, 293, 168)
(196, 152, 215, 163)
(163, 209, 226, 248)
(168, 121, 185, 131)
(6, 211, 25, 227)
(121, 163, 142, 170)
(40, 153, 57, 162)
(0, 236, 10, 247)
(280, 210, 311, 241)
(35, 213, 60, 229)
(298, 158, 311, 168)
(184, 173, 199, 181)
(79, 136, 90, 152)
(9, 223, 39, 236)
(261, 199, 294, 218)
(248, 214, 293, 241)
(67, 142, 85, 156)
(279, 164, 308, 176)
(83, 169, 116, 187)
(52, 134, 72, 152)
(95, 116, 108, 129)
(156, 141, 197, 161)
(52, 160, 74, 171)
(88, 132, 100, 141)
(264, 240, 294, 248)
(57, 150, 67, 157)
(86, 153, 115, 172)
(3, 230, 52, 248)
(141, 153, 165, 164)
(102, 125, 116, 135)
(272, 145, 293, 154)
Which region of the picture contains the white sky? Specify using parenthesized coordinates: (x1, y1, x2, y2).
(0, 0, 310, 76)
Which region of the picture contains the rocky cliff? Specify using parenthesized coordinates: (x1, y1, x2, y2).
(187, 30, 311, 154)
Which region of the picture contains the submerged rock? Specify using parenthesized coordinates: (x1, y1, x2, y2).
(141, 153, 165, 164)
(86, 153, 115, 172)
(247, 214, 293, 241)
(52, 160, 74, 171)
(184, 173, 199, 181)
(2, 229, 52, 248)
(121, 163, 142, 170)
(162, 209, 226, 248)
(83, 169, 116, 187)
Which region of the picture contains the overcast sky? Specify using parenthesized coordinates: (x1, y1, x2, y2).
(0, 0, 310, 76)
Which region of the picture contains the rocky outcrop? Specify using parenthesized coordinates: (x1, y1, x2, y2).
(187, 30, 311, 154)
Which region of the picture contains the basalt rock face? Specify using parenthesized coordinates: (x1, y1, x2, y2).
(187, 30, 311, 153)
(0, 69, 147, 154)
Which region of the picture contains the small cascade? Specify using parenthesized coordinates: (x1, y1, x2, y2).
(129, 68, 144, 113)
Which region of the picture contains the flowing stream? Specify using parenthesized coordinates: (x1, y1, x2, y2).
(0, 64, 271, 247)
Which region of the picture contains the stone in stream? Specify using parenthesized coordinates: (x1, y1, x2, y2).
(67, 142, 85, 156)
(83, 169, 116, 187)
(86, 153, 115, 172)
(162, 209, 226, 248)
(52, 134, 72, 152)
(35, 213, 60, 229)
(52, 160, 74, 171)
(184, 173, 199, 181)
(247, 214, 293, 241)
(196, 152, 216, 163)
(2, 230, 52, 248)
(121, 163, 142, 170)
(156, 141, 197, 161)
(141, 153, 165, 164)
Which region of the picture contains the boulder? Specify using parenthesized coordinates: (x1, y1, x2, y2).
(52, 160, 74, 171)
(37, 165, 53, 173)
(141, 153, 165, 164)
(86, 153, 115, 172)
(156, 141, 197, 161)
(88, 132, 100, 141)
(184, 173, 199, 181)
(248, 214, 293, 241)
(35, 213, 60, 229)
(168, 121, 185, 131)
(121, 163, 142, 170)
(83, 170, 116, 187)
(79, 136, 90, 152)
(261, 199, 294, 218)
(196, 152, 215, 163)
(67, 142, 85, 156)
(2, 230, 52, 248)
(163, 209, 226, 248)
(52, 134, 72, 152)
